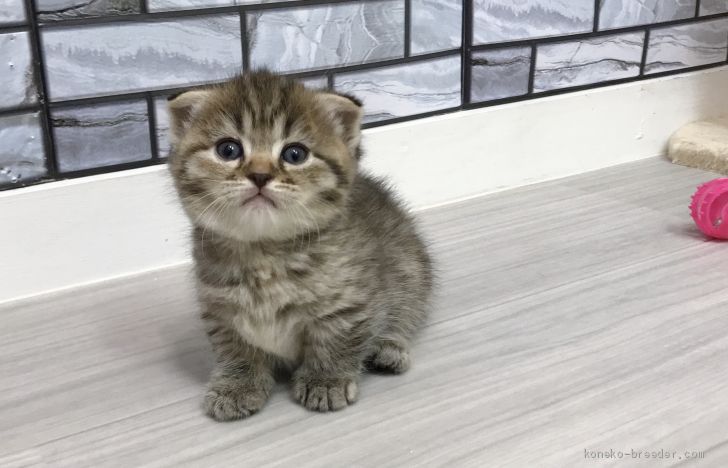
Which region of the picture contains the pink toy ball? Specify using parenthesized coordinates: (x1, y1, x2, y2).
(690, 178, 728, 239)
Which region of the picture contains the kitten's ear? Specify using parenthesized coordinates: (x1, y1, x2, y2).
(167, 89, 212, 144)
(316, 92, 363, 154)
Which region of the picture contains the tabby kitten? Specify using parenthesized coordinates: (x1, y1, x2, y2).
(168, 71, 433, 421)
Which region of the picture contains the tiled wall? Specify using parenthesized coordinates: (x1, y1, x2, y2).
(1, 0, 727, 190)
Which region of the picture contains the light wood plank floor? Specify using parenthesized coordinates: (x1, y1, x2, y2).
(2, 159, 727, 467)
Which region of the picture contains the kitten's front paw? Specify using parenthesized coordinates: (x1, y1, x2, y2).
(203, 376, 270, 422)
(292, 371, 358, 412)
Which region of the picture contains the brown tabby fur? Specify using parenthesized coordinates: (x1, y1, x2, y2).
(167, 71, 433, 421)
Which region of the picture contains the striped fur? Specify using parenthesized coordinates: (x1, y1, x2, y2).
(167, 71, 433, 420)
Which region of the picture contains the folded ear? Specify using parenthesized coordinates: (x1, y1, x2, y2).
(315, 92, 363, 155)
(167, 89, 212, 145)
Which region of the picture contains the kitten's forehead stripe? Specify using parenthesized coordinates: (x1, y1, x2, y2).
(273, 117, 286, 143)
(284, 114, 295, 136)
(212, 117, 241, 141)
(242, 109, 253, 136)
(230, 106, 243, 134)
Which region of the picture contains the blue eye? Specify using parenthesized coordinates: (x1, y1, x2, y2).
(215, 139, 243, 161)
(281, 144, 309, 165)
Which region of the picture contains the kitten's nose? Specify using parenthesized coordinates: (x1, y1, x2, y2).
(247, 173, 273, 188)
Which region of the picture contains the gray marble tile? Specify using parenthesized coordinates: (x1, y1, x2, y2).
(42, 16, 242, 100)
(0, 31, 37, 110)
(148, 0, 232, 11)
(52, 100, 151, 172)
(645, 18, 728, 74)
(248, 0, 404, 73)
(36, 0, 140, 22)
(0, 112, 45, 187)
(471, 47, 531, 102)
(334, 55, 461, 124)
(701, 0, 728, 15)
(473, 0, 594, 45)
(534, 32, 644, 92)
(148, 0, 286, 11)
(297, 76, 329, 90)
(599, 0, 696, 29)
(153, 97, 171, 158)
(0, 0, 26, 24)
(411, 0, 462, 55)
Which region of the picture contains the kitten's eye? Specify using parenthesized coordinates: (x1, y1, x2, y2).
(215, 139, 243, 161)
(281, 144, 309, 165)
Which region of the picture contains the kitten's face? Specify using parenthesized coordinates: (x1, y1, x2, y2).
(167, 72, 363, 242)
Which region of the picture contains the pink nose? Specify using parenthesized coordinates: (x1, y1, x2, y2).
(247, 173, 272, 188)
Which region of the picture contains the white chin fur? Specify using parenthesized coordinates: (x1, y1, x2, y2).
(195, 203, 316, 243)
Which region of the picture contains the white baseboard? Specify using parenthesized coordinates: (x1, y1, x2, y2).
(2, 66, 727, 304)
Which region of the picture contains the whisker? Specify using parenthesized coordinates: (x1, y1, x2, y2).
(285, 203, 302, 250)
(293, 199, 321, 250)
(196, 193, 234, 250)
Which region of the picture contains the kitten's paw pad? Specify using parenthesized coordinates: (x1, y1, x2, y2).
(203, 381, 269, 422)
(368, 344, 410, 374)
(292, 374, 358, 412)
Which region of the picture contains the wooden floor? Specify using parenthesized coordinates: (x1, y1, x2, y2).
(2, 159, 728, 467)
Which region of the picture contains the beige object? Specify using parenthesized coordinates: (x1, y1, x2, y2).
(668, 118, 728, 173)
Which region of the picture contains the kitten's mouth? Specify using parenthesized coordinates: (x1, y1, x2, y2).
(242, 193, 276, 208)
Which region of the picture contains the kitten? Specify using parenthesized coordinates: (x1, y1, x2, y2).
(167, 71, 433, 421)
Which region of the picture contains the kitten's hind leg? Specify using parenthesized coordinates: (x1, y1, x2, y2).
(367, 340, 411, 374)
(366, 306, 426, 374)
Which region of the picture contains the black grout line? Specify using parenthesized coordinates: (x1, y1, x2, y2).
(140, 0, 148, 14)
(362, 105, 462, 129)
(461, 0, 473, 105)
(55, 159, 164, 180)
(24, 0, 58, 179)
(0, 104, 41, 116)
(593, 0, 600, 32)
(695, 0, 701, 17)
(50, 90, 169, 108)
(527, 44, 537, 94)
(403, 0, 411, 57)
(146, 94, 159, 161)
(240, 9, 249, 71)
(639, 29, 651, 75)
(461, 51, 470, 105)
(0, 24, 28, 33)
(326, 73, 335, 90)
